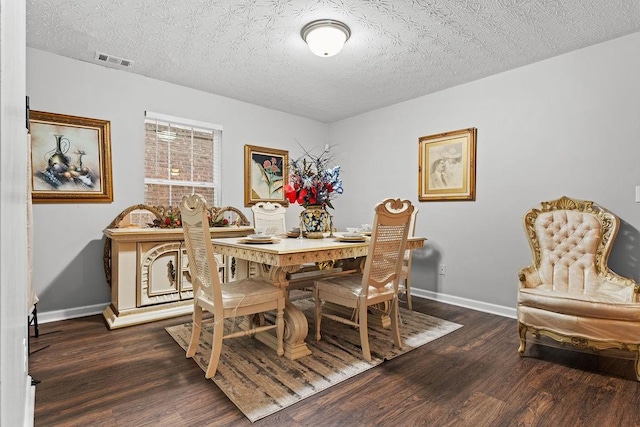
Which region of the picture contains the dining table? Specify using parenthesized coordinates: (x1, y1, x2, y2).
(210, 233, 426, 360)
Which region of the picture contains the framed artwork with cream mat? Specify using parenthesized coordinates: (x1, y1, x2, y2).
(418, 127, 476, 202)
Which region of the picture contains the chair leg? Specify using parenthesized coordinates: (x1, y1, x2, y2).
(390, 297, 402, 349)
(359, 301, 372, 362)
(405, 276, 412, 311)
(276, 300, 284, 356)
(517, 322, 527, 356)
(205, 317, 225, 379)
(186, 305, 203, 358)
(635, 350, 640, 382)
(314, 287, 322, 341)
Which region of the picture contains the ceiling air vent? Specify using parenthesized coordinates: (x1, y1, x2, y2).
(94, 51, 134, 68)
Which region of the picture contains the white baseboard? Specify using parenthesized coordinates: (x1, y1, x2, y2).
(36, 292, 516, 325)
(37, 303, 108, 324)
(412, 289, 517, 319)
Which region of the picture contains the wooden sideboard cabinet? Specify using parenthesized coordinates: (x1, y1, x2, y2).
(102, 204, 254, 329)
(103, 226, 253, 329)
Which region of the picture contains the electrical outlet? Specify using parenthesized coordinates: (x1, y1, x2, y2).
(439, 264, 446, 275)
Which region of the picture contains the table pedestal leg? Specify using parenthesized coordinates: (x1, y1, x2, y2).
(253, 265, 312, 360)
(254, 299, 311, 359)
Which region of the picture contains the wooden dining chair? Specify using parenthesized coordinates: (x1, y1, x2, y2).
(251, 201, 287, 235)
(180, 194, 285, 379)
(398, 208, 418, 310)
(251, 200, 324, 295)
(314, 198, 414, 361)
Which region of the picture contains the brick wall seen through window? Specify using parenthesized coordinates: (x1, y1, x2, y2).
(144, 112, 221, 207)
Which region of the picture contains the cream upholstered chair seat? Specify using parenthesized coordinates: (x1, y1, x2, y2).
(519, 287, 640, 318)
(180, 194, 285, 379)
(316, 276, 395, 300)
(208, 278, 285, 307)
(314, 198, 414, 362)
(517, 196, 640, 379)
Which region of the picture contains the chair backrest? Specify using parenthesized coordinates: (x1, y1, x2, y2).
(523, 196, 618, 293)
(180, 194, 223, 308)
(361, 198, 414, 293)
(404, 208, 419, 260)
(251, 202, 287, 234)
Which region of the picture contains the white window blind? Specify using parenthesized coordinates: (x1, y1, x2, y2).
(144, 111, 222, 206)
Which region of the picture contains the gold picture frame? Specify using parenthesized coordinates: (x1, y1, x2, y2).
(29, 111, 113, 203)
(244, 144, 289, 206)
(418, 127, 477, 201)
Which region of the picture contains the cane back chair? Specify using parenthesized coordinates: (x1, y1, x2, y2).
(180, 194, 285, 378)
(314, 198, 414, 361)
(398, 208, 418, 310)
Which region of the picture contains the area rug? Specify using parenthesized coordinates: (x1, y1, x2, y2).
(165, 299, 462, 423)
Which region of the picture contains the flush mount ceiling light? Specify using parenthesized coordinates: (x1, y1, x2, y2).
(301, 19, 351, 57)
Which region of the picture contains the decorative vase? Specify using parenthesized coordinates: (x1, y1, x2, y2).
(300, 205, 329, 239)
(47, 134, 71, 172)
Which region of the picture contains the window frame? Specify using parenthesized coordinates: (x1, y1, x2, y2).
(144, 111, 222, 206)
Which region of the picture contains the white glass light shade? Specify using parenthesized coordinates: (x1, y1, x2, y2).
(301, 20, 351, 57)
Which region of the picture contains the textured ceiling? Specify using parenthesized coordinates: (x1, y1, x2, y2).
(26, 0, 640, 123)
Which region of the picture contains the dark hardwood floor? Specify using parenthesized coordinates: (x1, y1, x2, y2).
(30, 298, 640, 426)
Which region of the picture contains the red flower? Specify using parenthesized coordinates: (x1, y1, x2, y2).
(284, 184, 297, 203)
(297, 188, 308, 205)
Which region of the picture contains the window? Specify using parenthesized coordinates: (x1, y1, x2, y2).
(144, 111, 222, 206)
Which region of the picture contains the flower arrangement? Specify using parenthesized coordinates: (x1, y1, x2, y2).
(148, 212, 181, 228)
(208, 215, 229, 227)
(145, 205, 246, 229)
(284, 145, 343, 209)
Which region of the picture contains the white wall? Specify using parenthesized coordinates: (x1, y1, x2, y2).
(27, 48, 328, 318)
(28, 31, 640, 321)
(329, 31, 640, 315)
(1, 1, 31, 425)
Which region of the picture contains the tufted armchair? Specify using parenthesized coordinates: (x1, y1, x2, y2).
(517, 196, 640, 380)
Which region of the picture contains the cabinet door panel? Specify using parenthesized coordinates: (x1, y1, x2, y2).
(148, 252, 178, 295)
(138, 242, 182, 306)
